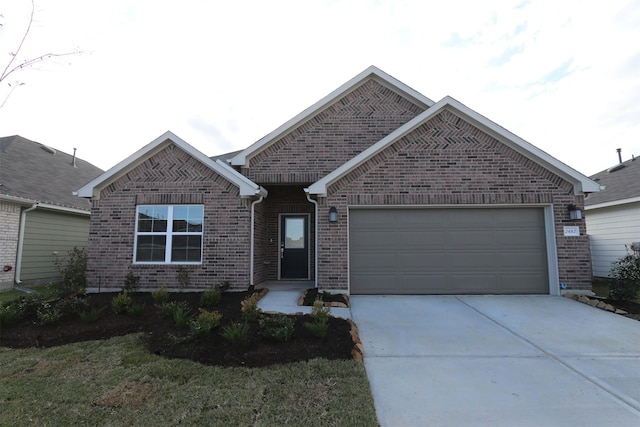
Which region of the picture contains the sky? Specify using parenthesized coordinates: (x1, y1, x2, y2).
(0, 0, 639, 176)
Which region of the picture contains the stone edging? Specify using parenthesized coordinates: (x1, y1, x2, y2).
(297, 289, 350, 308)
(565, 294, 628, 315)
(349, 319, 364, 362)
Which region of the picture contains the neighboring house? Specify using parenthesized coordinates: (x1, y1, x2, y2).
(77, 66, 600, 295)
(0, 136, 103, 290)
(585, 153, 640, 278)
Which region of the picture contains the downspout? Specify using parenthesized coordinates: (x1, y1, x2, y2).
(249, 196, 264, 288)
(305, 191, 319, 289)
(15, 203, 38, 284)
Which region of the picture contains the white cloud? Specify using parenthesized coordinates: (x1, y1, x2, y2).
(0, 0, 638, 175)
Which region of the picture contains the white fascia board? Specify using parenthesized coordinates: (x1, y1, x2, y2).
(0, 194, 89, 215)
(229, 66, 435, 166)
(585, 196, 640, 210)
(76, 131, 265, 199)
(308, 96, 602, 196)
(440, 97, 602, 195)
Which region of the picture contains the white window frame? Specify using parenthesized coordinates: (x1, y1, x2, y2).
(133, 205, 204, 264)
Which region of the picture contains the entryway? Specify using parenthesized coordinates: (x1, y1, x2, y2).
(279, 214, 309, 279)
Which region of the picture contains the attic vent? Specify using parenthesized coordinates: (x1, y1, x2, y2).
(607, 163, 625, 173)
(40, 145, 56, 155)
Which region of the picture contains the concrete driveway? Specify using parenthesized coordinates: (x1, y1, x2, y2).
(350, 295, 640, 427)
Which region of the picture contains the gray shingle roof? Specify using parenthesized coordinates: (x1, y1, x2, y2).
(585, 155, 640, 206)
(0, 135, 104, 211)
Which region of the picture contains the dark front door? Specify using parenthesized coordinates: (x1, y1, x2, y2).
(280, 214, 309, 279)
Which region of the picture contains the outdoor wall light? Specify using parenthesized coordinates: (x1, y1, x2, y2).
(567, 204, 583, 221)
(328, 206, 338, 222)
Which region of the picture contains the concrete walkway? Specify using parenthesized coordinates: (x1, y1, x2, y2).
(351, 295, 640, 427)
(256, 284, 351, 319)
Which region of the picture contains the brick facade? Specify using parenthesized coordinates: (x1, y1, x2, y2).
(87, 145, 252, 291)
(0, 201, 21, 288)
(316, 110, 591, 291)
(244, 79, 426, 184)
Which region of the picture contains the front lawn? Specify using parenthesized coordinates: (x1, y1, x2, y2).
(0, 334, 378, 426)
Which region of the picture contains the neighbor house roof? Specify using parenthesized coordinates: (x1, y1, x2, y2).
(229, 65, 435, 166)
(76, 131, 267, 199)
(0, 135, 104, 212)
(585, 155, 640, 209)
(307, 96, 602, 196)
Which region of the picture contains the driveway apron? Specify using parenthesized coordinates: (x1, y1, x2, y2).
(350, 295, 640, 427)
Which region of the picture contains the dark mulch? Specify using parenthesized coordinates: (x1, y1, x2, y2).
(604, 298, 640, 320)
(0, 291, 355, 368)
(301, 288, 350, 307)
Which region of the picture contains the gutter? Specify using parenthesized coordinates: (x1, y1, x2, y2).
(15, 203, 38, 284)
(304, 190, 319, 289)
(249, 196, 265, 288)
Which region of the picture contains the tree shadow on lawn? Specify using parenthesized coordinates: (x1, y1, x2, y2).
(0, 291, 356, 368)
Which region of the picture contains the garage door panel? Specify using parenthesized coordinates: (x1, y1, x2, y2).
(349, 208, 549, 295)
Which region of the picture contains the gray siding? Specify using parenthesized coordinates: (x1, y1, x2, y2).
(20, 209, 90, 283)
(586, 202, 640, 277)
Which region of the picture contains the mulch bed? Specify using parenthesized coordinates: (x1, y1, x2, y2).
(0, 291, 356, 368)
(300, 288, 350, 307)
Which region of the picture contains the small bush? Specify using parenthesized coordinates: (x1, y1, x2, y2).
(11, 294, 42, 317)
(158, 300, 189, 317)
(220, 322, 250, 344)
(55, 297, 89, 316)
(241, 293, 262, 322)
(0, 304, 23, 327)
(128, 302, 145, 316)
(609, 255, 640, 302)
(36, 303, 62, 325)
(52, 247, 87, 298)
(78, 306, 104, 323)
(122, 271, 141, 292)
(304, 298, 331, 338)
(172, 303, 192, 327)
(112, 291, 133, 314)
(259, 314, 295, 342)
(200, 289, 222, 308)
(152, 287, 170, 305)
(189, 309, 223, 337)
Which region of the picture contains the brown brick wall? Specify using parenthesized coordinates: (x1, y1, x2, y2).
(87, 144, 252, 291)
(318, 110, 591, 292)
(244, 79, 426, 184)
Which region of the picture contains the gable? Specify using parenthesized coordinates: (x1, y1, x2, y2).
(326, 109, 574, 200)
(77, 131, 266, 199)
(242, 78, 427, 184)
(100, 144, 242, 200)
(308, 97, 601, 197)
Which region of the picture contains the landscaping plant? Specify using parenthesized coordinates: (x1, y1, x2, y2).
(151, 287, 170, 305)
(111, 291, 133, 314)
(220, 322, 250, 344)
(259, 314, 295, 342)
(240, 292, 262, 322)
(51, 246, 88, 298)
(609, 254, 640, 302)
(304, 298, 331, 338)
(189, 309, 223, 337)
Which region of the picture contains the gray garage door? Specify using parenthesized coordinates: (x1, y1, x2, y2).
(349, 208, 549, 294)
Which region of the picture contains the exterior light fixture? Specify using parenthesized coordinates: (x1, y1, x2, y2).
(567, 204, 583, 221)
(328, 206, 338, 222)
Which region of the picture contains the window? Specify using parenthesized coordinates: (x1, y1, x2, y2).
(134, 205, 204, 264)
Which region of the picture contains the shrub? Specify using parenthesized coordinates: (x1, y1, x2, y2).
(52, 247, 87, 298)
(122, 271, 140, 292)
(609, 254, 640, 302)
(189, 309, 223, 337)
(55, 297, 89, 316)
(112, 291, 133, 314)
(241, 293, 262, 322)
(12, 294, 42, 317)
(304, 298, 331, 338)
(200, 289, 222, 308)
(0, 304, 23, 327)
(259, 314, 295, 342)
(220, 322, 250, 343)
(78, 306, 104, 323)
(169, 302, 192, 327)
(36, 303, 62, 325)
(152, 287, 170, 305)
(128, 302, 145, 316)
(158, 300, 189, 317)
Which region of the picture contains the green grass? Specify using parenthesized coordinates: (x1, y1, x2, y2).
(0, 334, 378, 426)
(0, 290, 25, 305)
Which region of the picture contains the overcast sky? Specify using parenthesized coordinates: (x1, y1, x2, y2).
(1, 0, 638, 176)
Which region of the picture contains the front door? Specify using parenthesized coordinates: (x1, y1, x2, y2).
(280, 214, 309, 279)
